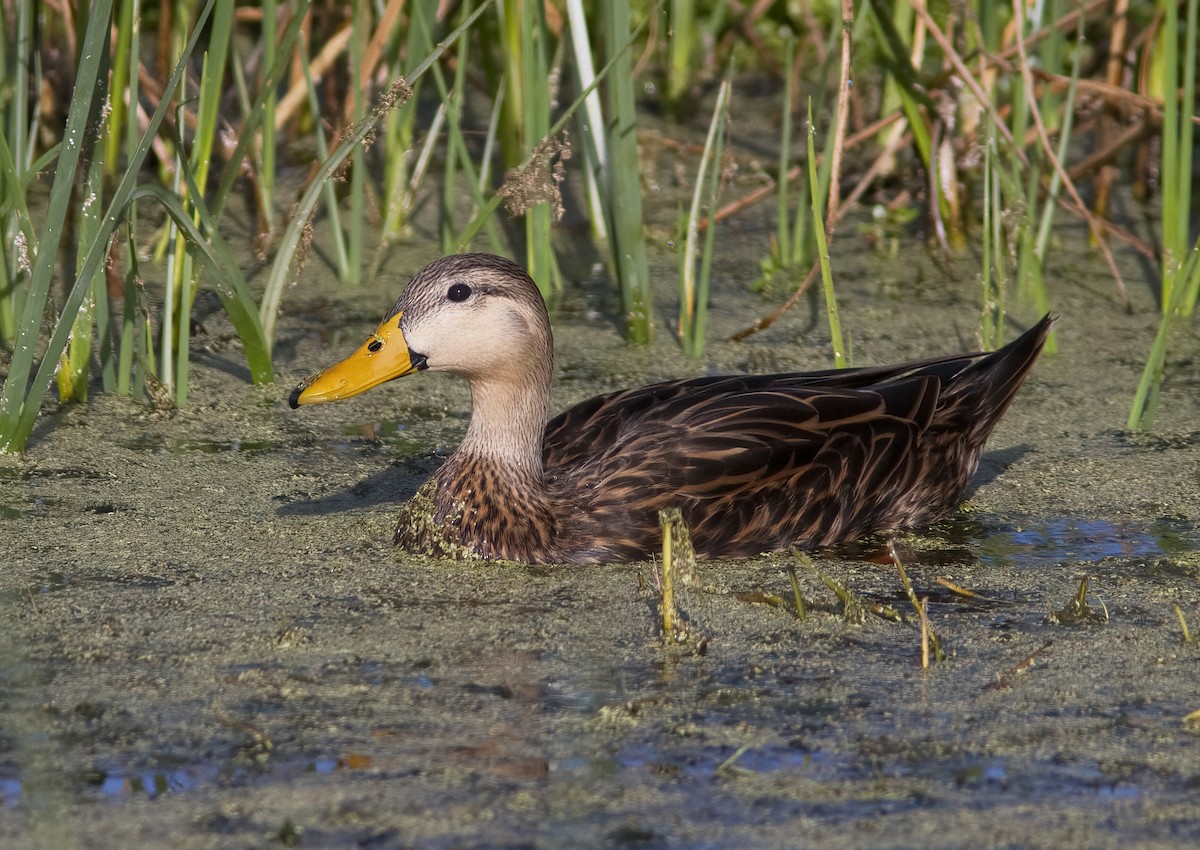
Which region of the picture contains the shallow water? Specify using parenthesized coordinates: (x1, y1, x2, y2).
(4, 117, 1200, 848)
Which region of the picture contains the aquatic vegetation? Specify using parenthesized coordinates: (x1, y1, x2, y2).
(0, 0, 1195, 453)
(1047, 576, 1110, 625)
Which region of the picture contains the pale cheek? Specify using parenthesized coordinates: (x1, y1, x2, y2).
(404, 305, 532, 375)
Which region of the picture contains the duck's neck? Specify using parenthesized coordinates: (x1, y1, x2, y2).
(454, 361, 552, 481)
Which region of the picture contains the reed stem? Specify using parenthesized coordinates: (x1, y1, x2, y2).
(807, 98, 847, 368)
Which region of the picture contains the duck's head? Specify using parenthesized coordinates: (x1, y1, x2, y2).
(288, 253, 553, 408)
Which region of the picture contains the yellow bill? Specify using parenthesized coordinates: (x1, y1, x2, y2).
(288, 313, 426, 408)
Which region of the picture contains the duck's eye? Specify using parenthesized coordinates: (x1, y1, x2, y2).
(447, 283, 472, 302)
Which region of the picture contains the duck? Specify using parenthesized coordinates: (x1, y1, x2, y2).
(289, 253, 1051, 564)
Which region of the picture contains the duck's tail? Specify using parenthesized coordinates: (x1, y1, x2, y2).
(942, 313, 1055, 434)
(979, 313, 1055, 399)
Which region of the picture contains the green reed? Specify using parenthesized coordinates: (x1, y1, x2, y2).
(425, 18, 504, 256)
(1156, 0, 1198, 318)
(56, 91, 109, 404)
(563, 0, 609, 243)
(774, 32, 799, 271)
(757, 18, 847, 296)
(296, 35, 351, 281)
(344, 0, 369, 287)
(979, 120, 1005, 350)
(665, 0, 695, 116)
(380, 0, 439, 244)
(169, 0, 235, 406)
(1129, 0, 1200, 429)
(259, 0, 277, 232)
(511, 0, 557, 293)
(0, 0, 277, 452)
(865, 0, 936, 222)
(601, 2, 652, 344)
(807, 98, 847, 369)
(0, 0, 118, 449)
(1032, 10, 1084, 264)
(678, 76, 730, 358)
(0, 0, 36, 344)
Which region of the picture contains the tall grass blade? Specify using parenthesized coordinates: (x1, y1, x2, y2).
(132, 182, 270, 386)
(602, 2, 651, 344)
(424, 23, 504, 255)
(345, 0, 369, 286)
(380, 0, 439, 242)
(452, 5, 652, 260)
(260, 0, 278, 233)
(1160, 0, 1199, 315)
(1179, 0, 1198, 316)
(57, 84, 111, 403)
(0, 132, 41, 346)
(564, 0, 610, 243)
(666, 0, 695, 115)
(1128, 237, 1200, 429)
(516, 0, 558, 294)
(769, 31, 797, 273)
(1, 0, 36, 342)
(210, 1, 310, 219)
(296, 36, 351, 280)
(807, 98, 847, 368)
(0, 0, 119, 450)
(980, 121, 1006, 349)
(1033, 9, 1086, 261)
(679, 77, 730, 358)
(0, 0, 240, 453)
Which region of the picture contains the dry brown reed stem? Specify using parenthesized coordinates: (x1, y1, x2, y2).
(919, 597, 931, 670)
(935, 577, 979, 598)
(845, 128, 908, 209)
(845, 110, 906, 149)
(1054, 195, 1153, 261)
(129, 64, 191, 164)
(1010, 0, 1129, 306)
(632, 9, 659, 81)
(1026, 70, 1200, 127)
(797, 1, 828, 65)
(909, 0, 1021, 156)
(720, 0, 781, 76)
(132, 99, 180, 174)
(1067, 120, 1149, 190)
(703, 111, 904, 233)
(728, 261, 821, 342)
(825, 0, 855, 230)
(985, 640, 1054, 690)
(275, 22, 352, 131)
(344, 0, 411, 126)
(727, 117, 898, 342)
(890, 541, 934, 669)
(989, 0, 1111, 64)
(1093, 0, 1132, 220)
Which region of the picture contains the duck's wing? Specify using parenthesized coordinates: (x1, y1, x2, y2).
(544, 314, 1053, 476)
(546, 375, 945, 557)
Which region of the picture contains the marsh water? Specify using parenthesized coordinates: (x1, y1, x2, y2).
(3, 117, 1200, 849)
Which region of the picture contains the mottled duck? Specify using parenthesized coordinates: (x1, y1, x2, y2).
(290, 253, 1051, 564)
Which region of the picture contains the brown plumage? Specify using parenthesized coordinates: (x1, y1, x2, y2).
(290, 253, 1052, 564)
